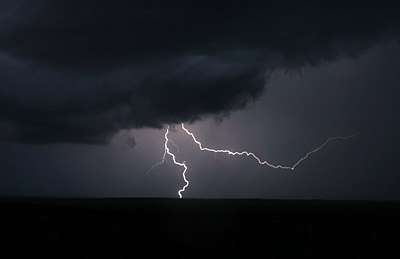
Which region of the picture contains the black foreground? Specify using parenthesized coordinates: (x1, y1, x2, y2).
(1, 198, 400, 258)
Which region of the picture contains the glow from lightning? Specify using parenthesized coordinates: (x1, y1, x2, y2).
(169, 139, 180, 153)
(289, 134, 358, 169)
(150, 123, 357, 198)
(182, 123, 357, 170)
(147, 139, 180, 173)
(163, 125, 189, 198)
(147, 148, 167, 173)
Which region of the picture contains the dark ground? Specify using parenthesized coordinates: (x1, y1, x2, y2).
(1, 198, 400, 258)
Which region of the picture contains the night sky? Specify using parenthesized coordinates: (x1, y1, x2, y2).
(0, 1, 399, 199)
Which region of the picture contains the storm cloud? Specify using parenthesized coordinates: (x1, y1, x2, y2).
(0, 0, 399, 144)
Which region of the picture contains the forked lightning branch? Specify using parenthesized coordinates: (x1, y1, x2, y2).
(149, 123, 357, 198)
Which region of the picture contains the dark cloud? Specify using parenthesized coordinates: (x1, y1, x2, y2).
(0, 0, 399, 144)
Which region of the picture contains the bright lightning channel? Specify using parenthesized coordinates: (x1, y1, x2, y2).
(163, 125, 189, 198)
(151, 123, 357, 198)
(181, 123, 357, 170)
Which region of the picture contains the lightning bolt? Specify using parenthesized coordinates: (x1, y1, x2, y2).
(289, 134, 358, 169)
(169, 139, 180, 153)
(163, 125, 189, 198)
(147, 148, 167, 173)
(147, 140, 180, 173)
(182, 123, 357, 170)
(150, 123, 357, 198)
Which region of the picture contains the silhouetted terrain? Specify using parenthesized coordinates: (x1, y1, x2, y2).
(1, 198, 399, 258)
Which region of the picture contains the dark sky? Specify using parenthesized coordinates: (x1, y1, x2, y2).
(0, 0, 399, 199)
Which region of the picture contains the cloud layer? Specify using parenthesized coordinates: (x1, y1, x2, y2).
(0, 0, 399, 144)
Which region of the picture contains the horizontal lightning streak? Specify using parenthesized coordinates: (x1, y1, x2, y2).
(290, 134, 358, 169)
(181, 123, 357, 170)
